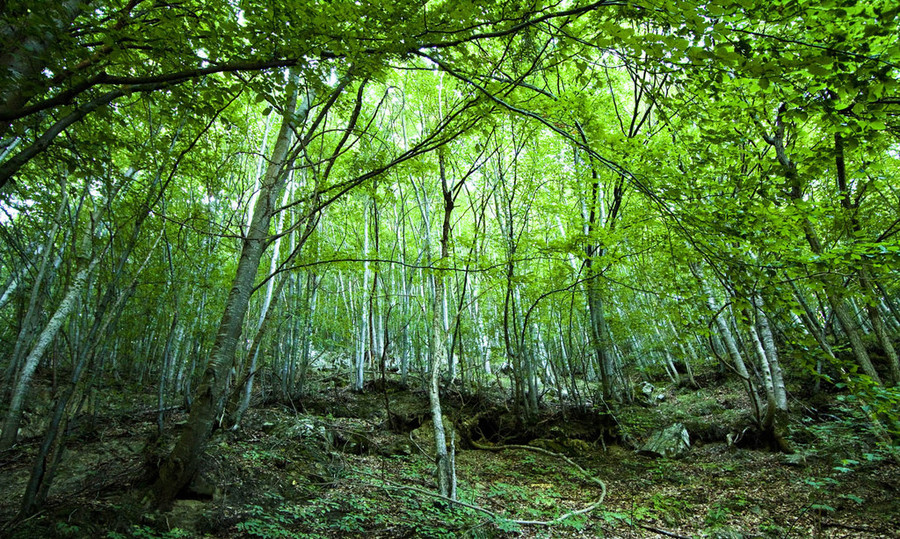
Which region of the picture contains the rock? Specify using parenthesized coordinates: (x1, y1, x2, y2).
(640, 423, 690, 458)
(379, 438, 413, 456)
(410, 416, 456, 454)
(531, 438, 567, 454)
(641, 382, 665, 405)
(272, 417, 333, 446)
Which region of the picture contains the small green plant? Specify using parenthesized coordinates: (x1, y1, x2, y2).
(236, 503, 310, 538)
(705, 503, 730, 527)
(487, 482, 530, 503)
(616, 408, 658, 440)
(242, 447, 282, 463)
(107, 526, 192, 539)
(55, 522, 81, 537)
(600, 510, 630, 526)
(495, 517, 520, 533)
(559, 513, 588, 531)
(759, 521, 787, 537)
(648, 493, 689, 525)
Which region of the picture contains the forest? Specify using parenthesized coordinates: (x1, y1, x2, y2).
(0, 0, 899, 537)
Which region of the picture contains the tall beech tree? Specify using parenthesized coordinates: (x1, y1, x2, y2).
(1, 0, 899, 516)
(153, 71, 308, 506)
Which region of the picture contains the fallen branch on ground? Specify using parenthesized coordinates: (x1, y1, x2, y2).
(637, 523, 691, 538)
(468, 440, 606, 525)
(360, 440, 607, 528)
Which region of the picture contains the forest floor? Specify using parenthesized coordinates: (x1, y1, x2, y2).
(0, 373, 898, 538)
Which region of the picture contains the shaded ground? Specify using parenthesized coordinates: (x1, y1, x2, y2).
(0, 376, 897, 538)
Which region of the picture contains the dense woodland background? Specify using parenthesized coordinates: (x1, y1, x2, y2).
(1, 0, 899, 537)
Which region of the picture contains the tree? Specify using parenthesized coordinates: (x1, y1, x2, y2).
(153, 70, 309, 506)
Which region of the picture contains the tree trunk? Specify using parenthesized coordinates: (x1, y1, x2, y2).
(587, 282, 620, 402)
(691, 263, 762, 424)
(0, 269, 22, 312)
(354, 198, 371, 391)
(429, 150, 454, 499)
(860, 266, 900, 385)
(754, 298, 787, 411)
(227, 181, 300, 427)
(157, 314, 179, 436)
(152, 80, 302, 508)
(296, 270, 319, 395)
(0, 248, 103, 451)
(3, 192, 67, 400)
(764, 119, 881, 384)
(874, 281, 900, 329)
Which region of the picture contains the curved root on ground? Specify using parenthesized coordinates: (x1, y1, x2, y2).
(366, 441, 607, 529)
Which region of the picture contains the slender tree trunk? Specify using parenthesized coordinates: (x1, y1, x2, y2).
(586, 282, 619, 401)
(830, 297, 881, 383)
(153, 80, 302, 508)
(157, 314, 179, 436)
(429, 150, 454, 499)
(0, 269, 22, 312)
(428, 282, 453, 498)
(354, 199, 371, 391)
(17, 245, 149, 517)
(747, 319, 777, 426)
(860, 266, 900, 384)
(754, 298, 787, 411)
(765, 119, 881, 384)
(668, 319, 699, 388)
(227, 180, 302, 427)
(0, 248, 104, 451)
(296, 271, 319, 395)
(874, 281, 900, 329)
(3, 192, 67, 398)
(691, 263, 762, 424)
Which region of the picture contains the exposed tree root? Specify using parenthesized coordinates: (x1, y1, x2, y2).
(464, 441, 606, 525)
(359, 440, 607, 529)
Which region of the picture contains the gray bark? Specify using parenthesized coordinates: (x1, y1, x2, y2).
(153, 79, 303, 507)
(0, 248, 103, 451)
(860, 267, 900, 384)
(429, 149, 454, 499)
(754, 298, 787, 411)
(691, 263, 761, 422)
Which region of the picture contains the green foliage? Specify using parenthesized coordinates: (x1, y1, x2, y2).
(3, 0, 900, 532)
(799, 378, 900, 464)
(235, 500, 354, 538)
(242, 447, 284, 464)
(647, 493, 690, 525)
(704, 503, 732, 527)
(55, 521, 82, 537)
(614, 407, 660, 440)
(106, 526, 191, 539)
(233, 485, 492, 539)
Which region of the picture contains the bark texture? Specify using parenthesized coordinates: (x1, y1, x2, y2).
(153, 83, 300, 507)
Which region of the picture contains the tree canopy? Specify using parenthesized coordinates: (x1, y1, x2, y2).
(1, 0, 899, 528)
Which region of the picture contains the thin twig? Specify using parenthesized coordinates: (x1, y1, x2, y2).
(358, 439, 607, 528)
(466, 441, 607, 526)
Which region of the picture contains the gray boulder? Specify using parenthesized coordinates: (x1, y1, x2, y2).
(641, 381, 665, 405)
(640, 423, 690, 458)
(410, 416, 456, 454)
